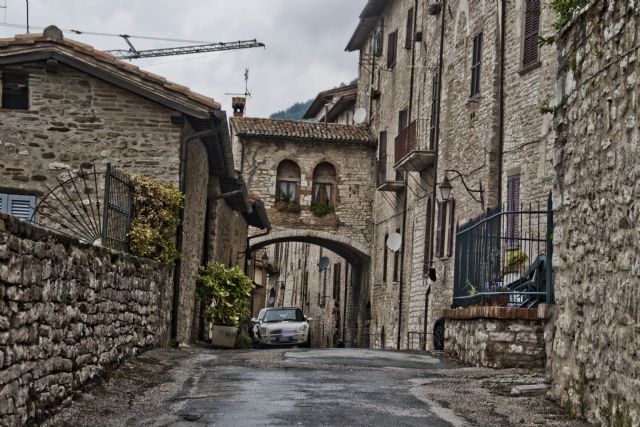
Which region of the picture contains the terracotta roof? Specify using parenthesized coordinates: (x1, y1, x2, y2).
(0, 27, 220, 112)
(230, 117, 375, 145)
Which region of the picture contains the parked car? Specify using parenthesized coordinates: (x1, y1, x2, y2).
(251, 307, 311, 348)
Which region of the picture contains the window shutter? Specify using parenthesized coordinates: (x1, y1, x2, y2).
(423, 199, 433, 274)
(471, 32, 483, 97)
(383, 233, 389, 283)
(405, 8, 414, 49)
(506, 174, 521, 246)
(447, 200, 456, 258)
(8, 194, 36, 221)
(387, 30, 397, 69)
(523, 0, 541, 67)
(435, 201, 446, 257)
(379, 131, 387, 159)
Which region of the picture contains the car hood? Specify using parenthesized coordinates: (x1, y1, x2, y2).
(261, 321, 306, 330)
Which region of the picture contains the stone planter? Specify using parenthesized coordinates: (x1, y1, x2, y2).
(209, 325, 238, 348)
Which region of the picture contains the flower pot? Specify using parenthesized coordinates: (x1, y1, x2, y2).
(209, 325, 238, 348)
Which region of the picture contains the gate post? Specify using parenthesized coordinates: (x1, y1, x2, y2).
(101, 163, 112, 246)
(545, 192, 554, 304)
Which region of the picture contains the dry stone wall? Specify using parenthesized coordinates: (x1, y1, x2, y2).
(549, 1, 640, 424)
(0, 214, 173, 426)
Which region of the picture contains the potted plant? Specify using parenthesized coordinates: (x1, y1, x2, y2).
(196, 263, 255, 348)
(487, 282, 510, 306)
(275, 192, 301, 214)
(505, 250, 528, 272)
(310, 202, 334, 217)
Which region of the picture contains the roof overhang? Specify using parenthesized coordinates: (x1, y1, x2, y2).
(345, 0, 390, 52)
(0, 47, 216, 119)
(326, 93, 357, 122)
(303, 84, 358, 120)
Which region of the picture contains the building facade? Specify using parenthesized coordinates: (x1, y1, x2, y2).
(346, 0, 556, 349)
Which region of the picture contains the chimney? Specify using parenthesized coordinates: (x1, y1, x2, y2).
(232, 97, 246, 118)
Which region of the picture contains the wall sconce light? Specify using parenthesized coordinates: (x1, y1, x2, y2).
(439, 169, 485, 209)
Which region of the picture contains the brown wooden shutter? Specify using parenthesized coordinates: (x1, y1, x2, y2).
(383, 233, 389, 283)
(523, 0, 541, 67)
(423, 199, 433, 274)
(447, 200, 456, 258)
(506, 174, 521, 247)
(435, 201, 446, 257)
(387, 30, 397, 68)
(405, 8, 414, 49)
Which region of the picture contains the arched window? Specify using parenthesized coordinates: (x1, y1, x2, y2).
(312, 162, 336, 207)
(276, 160, 300, 203)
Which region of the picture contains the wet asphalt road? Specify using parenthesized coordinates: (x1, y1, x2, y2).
(45, 347, 586, 427)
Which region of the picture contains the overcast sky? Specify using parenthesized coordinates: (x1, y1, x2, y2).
(0, 0, 366, 117)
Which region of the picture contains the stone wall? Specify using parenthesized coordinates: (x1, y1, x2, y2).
(443, 307, 546, 369)
(0, 214, 174, 426)
(0, 62, 183, 191)
(549, 1, 640, 424)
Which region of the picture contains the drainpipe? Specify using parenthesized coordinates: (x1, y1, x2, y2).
(171, 128, 218, 342)
(497, 0, 506, 208)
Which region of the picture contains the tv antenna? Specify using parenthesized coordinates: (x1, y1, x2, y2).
(225, 68, 252, 98)
(107, 36, 264, 60)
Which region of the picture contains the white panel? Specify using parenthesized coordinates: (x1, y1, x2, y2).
(8, 194, 36, 221)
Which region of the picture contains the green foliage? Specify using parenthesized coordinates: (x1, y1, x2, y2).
(270, 99, 314, 120)
(550, 0, 591, 29)
(464, 279, 478, 296)
(236, 330, 253, 349)
(507, 250, 528, 267)
(129, 176, 184, 264)
(539, 100, 556, 115)
(538, 35, 556, 47)
(310, 202, 333, 217)
(196, 263, 255, 327)
(275, 199, 301, 214)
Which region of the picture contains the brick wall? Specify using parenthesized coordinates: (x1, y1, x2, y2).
(0, 214, 173, 426)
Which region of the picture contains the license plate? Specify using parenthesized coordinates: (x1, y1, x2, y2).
(282, 329, 296, 337)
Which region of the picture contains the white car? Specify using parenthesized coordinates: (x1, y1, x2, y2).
(251, 307, 311, 347)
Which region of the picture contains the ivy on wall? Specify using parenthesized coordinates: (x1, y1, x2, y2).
(550, 0, 591, 29)
(129, 176, 185, 265)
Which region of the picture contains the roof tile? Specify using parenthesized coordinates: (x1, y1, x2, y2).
(231, 117, 376, 146)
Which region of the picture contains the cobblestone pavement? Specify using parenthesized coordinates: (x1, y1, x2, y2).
(43, 347, 587, 426)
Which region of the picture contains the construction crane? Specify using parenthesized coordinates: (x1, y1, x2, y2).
(107, 35, 265, 60)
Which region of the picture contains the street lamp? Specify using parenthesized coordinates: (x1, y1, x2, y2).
(261, 253, 269, 265)
(439, 169, 485, 209)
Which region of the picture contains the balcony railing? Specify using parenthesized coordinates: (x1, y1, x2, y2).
(394, 120, 435, 171)
(395, 120, 418, 162)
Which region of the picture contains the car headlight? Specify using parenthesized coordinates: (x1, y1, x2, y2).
(298, 324, 308, 332)
(260, 327, 267, 335)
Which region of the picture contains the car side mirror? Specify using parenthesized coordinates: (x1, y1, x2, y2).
(250, 318, 258, 323)
(306, 317, 313, 322)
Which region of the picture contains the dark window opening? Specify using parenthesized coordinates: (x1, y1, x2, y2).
(435, 201, 447, 258)
(387, 30, 398, 69)
(423, 198, 433, 275)
(522, 0, 541, 68)
(393, 228, 400, 282)
(405, 8, 414, 49)
(383, 233, 389, 284)
(447, 200, 456, 258)
(470, 32, 483, 98)
(1, 72, 29, 110)
(398, 109, 409, 133)
(333, 263, 341, 299)
(429, 73, 440, 150)
(312, 162, 336, 207)
(276, 160, 301, 203)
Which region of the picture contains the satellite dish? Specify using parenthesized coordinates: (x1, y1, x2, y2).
(386, 233, 402, 252)
(318, 256, 330, 271)
(353, 107, 367, 125)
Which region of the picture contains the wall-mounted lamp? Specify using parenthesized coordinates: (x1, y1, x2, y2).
(440, 169, 485, 209)
(261, 253, 269, 265)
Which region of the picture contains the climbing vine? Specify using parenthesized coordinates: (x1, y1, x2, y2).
(549, 0, 591, 29)
(129, 176, 184, 265)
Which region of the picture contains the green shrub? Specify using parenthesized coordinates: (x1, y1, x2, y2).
(310, 202, 333, 217)
(129, 176, 184, 264)
(196, 263, 255, 327)
(506, 250, 528, 267)
(550, 0, 590, 29)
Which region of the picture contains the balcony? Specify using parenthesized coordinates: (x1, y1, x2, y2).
(376, 156, 405, 192)
(394, 120, 436, 172)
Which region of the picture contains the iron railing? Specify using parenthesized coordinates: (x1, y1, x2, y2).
(394, 120, 418, 162)
(102, 164, 134, 252)
(453, 192, 553, 308)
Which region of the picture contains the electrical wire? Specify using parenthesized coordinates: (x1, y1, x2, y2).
(0, 21, 218, 44)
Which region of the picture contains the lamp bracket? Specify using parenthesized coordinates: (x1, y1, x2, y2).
(443, 169, 485, 209)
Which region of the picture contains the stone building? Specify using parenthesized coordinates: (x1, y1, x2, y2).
(549, 1, 639, 423)
(0, 27, 269, 346)
(303, 83, 358, 125)
(230, 116, 376, 346)
(345, 0, 556, 350)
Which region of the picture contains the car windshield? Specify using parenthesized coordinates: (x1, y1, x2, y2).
(263, 309, 304, 323)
